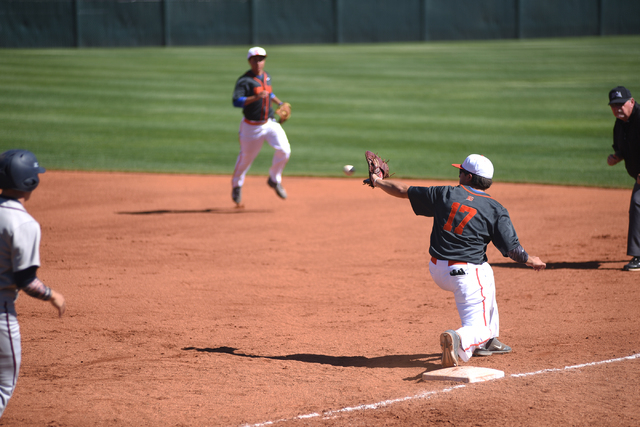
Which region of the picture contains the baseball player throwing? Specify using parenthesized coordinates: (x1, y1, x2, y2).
(366, 153, 545, 368)
(231, 46, 291, 205)
(0, 150, 66, 417)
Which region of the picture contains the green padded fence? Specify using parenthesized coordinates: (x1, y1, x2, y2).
(0, 0, 639, 48)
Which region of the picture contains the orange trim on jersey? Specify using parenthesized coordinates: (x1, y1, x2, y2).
(430, 256, 466, 266)
(243, 118, 268, 125)
(253, 75, 272, 122)
(253, 75, 272, 92)
(461, 185, 493, 199)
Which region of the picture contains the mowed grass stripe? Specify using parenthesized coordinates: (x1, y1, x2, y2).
(1, 36, 639, 186)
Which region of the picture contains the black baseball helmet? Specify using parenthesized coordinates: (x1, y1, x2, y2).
(0, 149, 46, 192)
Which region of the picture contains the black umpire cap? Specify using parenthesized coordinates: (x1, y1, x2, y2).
(609, 86, 633, 105)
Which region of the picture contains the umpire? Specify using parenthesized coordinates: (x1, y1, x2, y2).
(607, 86, 640, 271)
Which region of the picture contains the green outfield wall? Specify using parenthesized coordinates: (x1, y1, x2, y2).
(1, 0, 639, 48)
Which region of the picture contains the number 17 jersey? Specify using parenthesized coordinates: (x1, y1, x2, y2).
(408, 185, 520, 265)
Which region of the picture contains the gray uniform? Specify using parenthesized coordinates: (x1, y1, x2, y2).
(0, 196, 42, 415)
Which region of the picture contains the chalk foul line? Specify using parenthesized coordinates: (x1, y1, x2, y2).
(241, 352, 640, 427)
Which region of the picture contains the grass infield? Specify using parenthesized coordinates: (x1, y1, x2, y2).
(1, 36, 639, 188)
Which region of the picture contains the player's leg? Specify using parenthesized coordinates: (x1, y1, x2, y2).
(428, 260, 490, 363)
(477, 262, 499, 337)
(263, 121, 291, 185)
(429, 260, 463, 366)
(429, 261, 494, 362)
(470, 263, 513, 356)
(231, 120, 267, 189)
(0, 304, 21, 417)
(452, 265, 495, 362)
(625, 182, 640, 271)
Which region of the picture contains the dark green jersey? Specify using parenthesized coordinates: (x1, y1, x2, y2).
(408, 185, 520, 265)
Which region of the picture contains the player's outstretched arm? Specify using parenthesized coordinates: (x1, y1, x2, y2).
(371, 176, 409, 199)
(526, 255, 546, 271)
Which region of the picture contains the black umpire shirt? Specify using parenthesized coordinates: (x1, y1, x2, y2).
(613, 103, 640, 180)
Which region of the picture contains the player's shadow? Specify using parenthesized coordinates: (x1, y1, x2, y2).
(492, 260, 627, 270)
(183, 346, 442, 380)
(117, 207, 271, 215)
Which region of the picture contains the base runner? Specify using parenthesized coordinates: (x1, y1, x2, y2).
(0, 150, 66, 417)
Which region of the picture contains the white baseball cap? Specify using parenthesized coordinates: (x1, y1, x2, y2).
(452, 154, 494, 179)
(247, 46, 267, 59)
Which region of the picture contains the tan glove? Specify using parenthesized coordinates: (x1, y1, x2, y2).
(276, 102, 291, 124)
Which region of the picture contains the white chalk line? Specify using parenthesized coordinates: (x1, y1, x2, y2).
(240, 352, 640, 427)
(511, 352, 640, 377)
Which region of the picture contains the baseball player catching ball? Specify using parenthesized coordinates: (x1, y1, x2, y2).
(0, 150, 66, 417)
(231, 46, 292, 206)
(364, 152, 546, 368)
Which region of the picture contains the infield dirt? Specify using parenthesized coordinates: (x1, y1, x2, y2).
(2, 171, 639, 426)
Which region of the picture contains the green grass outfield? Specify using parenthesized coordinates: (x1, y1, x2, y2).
(1, 36, 639, 188)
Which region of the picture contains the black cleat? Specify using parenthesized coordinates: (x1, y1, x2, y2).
(267, 178, 287, 199)
(232, 186, 242, 205)
(474, 338, 512, 356)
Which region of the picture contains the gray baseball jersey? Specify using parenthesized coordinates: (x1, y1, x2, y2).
(0, 196, 39, 415)
(0, 197, 41, 302)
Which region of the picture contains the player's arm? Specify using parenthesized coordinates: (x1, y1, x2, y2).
(371, 176, 409, 199)
(525, 255, 546, 271)
(507, 246, 546, 271)
(14, 266, 66, 317)
(232, 83, 248, 107)
(242, 83, 271, 106)
(232, 80, 268, 108)
(243, 91, 270, 105)
(271, 94, 283, 106)
(232, 97, 247, 107)
(233, 94, 266, 107)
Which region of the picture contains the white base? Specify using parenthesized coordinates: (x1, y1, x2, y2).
(422, 366, 504, 383)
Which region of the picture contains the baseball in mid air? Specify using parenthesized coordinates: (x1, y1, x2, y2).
(343, 165, 355, 176)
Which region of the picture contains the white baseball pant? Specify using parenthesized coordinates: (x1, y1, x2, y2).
(232, 118, 291, 188)
(429, 257, 499, 362)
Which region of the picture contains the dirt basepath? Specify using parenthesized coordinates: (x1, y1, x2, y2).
(2, 172, 639, 426)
